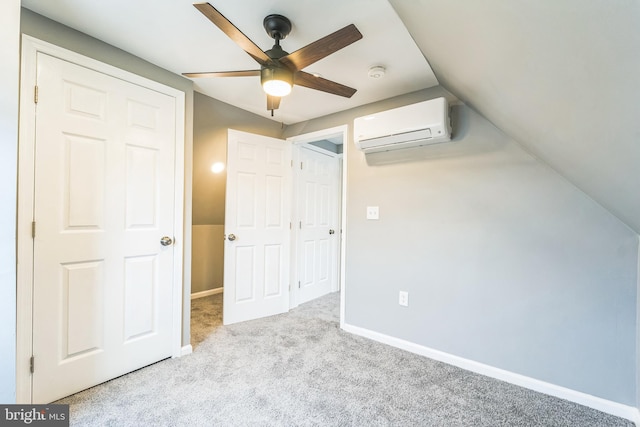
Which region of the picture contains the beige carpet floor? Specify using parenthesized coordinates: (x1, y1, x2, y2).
(56, 292, 633, 426)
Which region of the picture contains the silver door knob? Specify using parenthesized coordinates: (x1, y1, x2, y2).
(160, 236, 173, 246)
(329, 229, 335, 235)
(227, 234, 237, 241)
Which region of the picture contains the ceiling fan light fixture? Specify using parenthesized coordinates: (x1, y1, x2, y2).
(263, 80, 292, 97)
(261, 67, 293, 97)
(187, 3, 362, 112)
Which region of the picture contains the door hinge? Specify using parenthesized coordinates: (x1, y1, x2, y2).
(34, 86, 38, 104)
(298, 281, 301, 289)
(300, 161, 303, 170)
(299, 221, 302, 229)
(31, 221, 36, 238)
(30, 356, 34, 374)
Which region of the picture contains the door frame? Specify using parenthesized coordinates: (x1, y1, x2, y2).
(16, 35, 186, 403)
(287, 125, 348, 324)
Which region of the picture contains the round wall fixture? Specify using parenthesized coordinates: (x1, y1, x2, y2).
(368, 66, 386, 79)
(211, 162, 225, 174)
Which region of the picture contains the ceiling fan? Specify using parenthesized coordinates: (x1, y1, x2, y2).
(183, 2, 363, 115)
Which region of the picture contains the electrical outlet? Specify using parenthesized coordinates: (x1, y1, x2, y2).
(366, 206, 379, 220)
(399, 291, 409, 307)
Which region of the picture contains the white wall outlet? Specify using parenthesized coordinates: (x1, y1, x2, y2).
(399, 291, 409, 307)
(366, 206, 379, 220)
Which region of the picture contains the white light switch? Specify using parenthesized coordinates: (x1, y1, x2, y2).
(366, 206, 379, 220)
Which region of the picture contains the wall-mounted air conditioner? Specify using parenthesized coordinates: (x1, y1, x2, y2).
(353, 97, 452, 153)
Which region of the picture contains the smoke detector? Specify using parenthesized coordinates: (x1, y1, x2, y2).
(368, 66, 386, 79)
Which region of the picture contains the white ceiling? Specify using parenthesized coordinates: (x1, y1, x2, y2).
(21, 0, 438, 124)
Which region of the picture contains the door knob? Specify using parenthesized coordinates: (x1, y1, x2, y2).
(329, 229, 335, 235)
(227, 234, 237, 241)
(160, 236, 173, 246)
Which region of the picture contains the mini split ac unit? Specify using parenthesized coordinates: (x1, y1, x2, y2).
(353, 97, 452, 153)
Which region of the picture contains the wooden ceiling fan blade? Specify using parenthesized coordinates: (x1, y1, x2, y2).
(294, 71, 357, 98)
(267, 95, 281, 111)
(280, 24, 363, 71)
(183, 70, 261, 78)
(193, 2, 271, 65)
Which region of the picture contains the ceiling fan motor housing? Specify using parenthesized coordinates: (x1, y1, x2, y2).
(262, 39, 292, 97)
(265, 44, 289, 60)
(261, 66, 293, 88)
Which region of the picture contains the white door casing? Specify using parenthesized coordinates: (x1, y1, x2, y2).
(296, 146, 340, 305)
(17, 36, 185, 404)
(223, 129, 292, 325)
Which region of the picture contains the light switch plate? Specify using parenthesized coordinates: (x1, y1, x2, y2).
(367, 206, 379, 220)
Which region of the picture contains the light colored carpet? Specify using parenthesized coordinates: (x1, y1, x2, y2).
(57, 292, 633, 426)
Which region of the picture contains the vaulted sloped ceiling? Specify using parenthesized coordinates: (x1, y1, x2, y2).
(390, 0, 640, 234)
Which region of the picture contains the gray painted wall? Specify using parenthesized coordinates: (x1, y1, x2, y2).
(284, 86, 638, 405)
(21, 8, 195, 347)
(0, 0, 20, 404)
(191, 225, 224, 294)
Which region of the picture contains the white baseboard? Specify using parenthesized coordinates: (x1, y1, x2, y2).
(342, 322, 639, 425)
(191, 287, 223, 299)
(178, 345, 193, 357)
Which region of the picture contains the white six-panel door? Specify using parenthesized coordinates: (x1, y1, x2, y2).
(223, 130, 292, 325)
(32, 53, 177, 403)
(297, 146, 340, 305)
